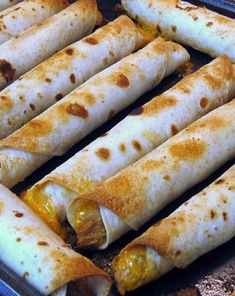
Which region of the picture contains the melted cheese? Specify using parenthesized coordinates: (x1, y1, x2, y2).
(70, 199, 106, 248)
(21, 188, 66, 238)
(112, 246, 159, 294)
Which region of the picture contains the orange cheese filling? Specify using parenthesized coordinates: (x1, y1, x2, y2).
(112, 246, 159, 295)
(21, 188, 66, 238)
(69, 199, 106, 248)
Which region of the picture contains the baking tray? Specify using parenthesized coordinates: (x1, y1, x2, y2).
(1, 0, 235, 295)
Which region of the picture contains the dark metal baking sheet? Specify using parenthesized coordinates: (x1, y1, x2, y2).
(1, 0, 235, 295)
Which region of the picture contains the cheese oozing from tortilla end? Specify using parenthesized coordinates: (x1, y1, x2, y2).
(21, 188, 66, 238)
(112, 245, 173, 295)
(69, 199, 106, 248)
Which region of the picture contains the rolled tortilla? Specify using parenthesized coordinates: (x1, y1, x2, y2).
(112, 165, 235, 294)
(0, 0, 102, 89)
(0, 0, 69, 45)
(0, 15, 145, 139)
(68, 98, 235, 249)
(24, 55, 235, 247)
(0, 184, 111, 295)
(121, 0, 235, 63)
(0, 38, 177, 190)
(0, 0, 21, 11)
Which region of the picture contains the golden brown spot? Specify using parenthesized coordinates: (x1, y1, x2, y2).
(109, 50, 114, 57)
(84, 37, 98, 45)
(16, 238, 21, 242)
(143, 95, 178, 116)
(0, 95, 13, 110)
(204, 74, 222, 90)
(210, 209, 217, 219)
(119, 143, 127, 153)
(96, 148, 111, 161)
(186, 116, 227, 133)
(206, 22, 213, 27)
(143, 159, 164, 171)
(171, 25, 177, 32)
(169, 139, 206, 162)
(14, 212, 24, 218)
(0, 59, 15, 82)
(66, 103, 88, 119)
(115, 73, 130, 88)
(82, 92, 96, 105)
(171, 124, 178, 136)
(45, 78, 51, 83)
(215, 178, 224, 185)
(163, 175, 171, 181)
(19, 96, 24, 101)
(192, 15, 198, 21)
(29, 103, 36, 111)
(70, 73, 76, 84)
(55, 93, 63, 101)
(222, 212, 227, 221)
(0, 201, 4, 213)
(65, 48, 74, 56)
(130, 106, 143, 116)
(37, 241, 49, 246)
(7, 118, 12, 125)
(132, 140, 142, 152)
(19, 119, 52, 137)
(200, 97, 209, 109)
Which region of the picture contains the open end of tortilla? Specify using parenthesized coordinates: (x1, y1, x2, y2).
(67, 198, 106, 249)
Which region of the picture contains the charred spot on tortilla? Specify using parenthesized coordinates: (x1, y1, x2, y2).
(19, 96, 24, 102)
(132, 140, 142, 152)
(66, 103, 88, 119)
(163, 175, 171, 181)
(29, 103, 36, 111)
(156, 24, 162, 34)
(16, 238, 22, 242)
(37, 241, 49, 246)
(14, 211, 24, 218)
(206, 22, 213, 27)
(115, 73, 130, 88)
(200, 97, 209, 109)
(171, 124, 178, 136)
(222, 212, 227, 221)
(0, 59, 16, 82)
(119, 143, 127, 153)
(55, 93, 63, 101)
(70, 73, 76, 84)
(65, 48, 74, 56)
(215, 178, 224, 185)
(130, 106, 143, 116)
(96, 148, 111, 161)
(175, 250, 181, 256)
(84, 36, 98, 45)
(45, 78, 52, 83)
(210, 209, 217, 219)
(83, 92, 96, 105)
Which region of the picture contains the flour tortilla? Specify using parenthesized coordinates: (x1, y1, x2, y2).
(20, 39, 189, 226)
(0, 0, 22, 11)
(0, 15, 144, 139)
(0, 16, 149, 189)
(121, 0, 235, 62)
(0, 184, 111, 295)
(72, 98, 235, 248)
(0, 0, 69, 45)
(0, 0, 101, 89)
(112, 165, 235, 294)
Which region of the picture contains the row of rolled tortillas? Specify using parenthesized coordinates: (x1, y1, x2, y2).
(0, 15, 146, 139)
(21, 55, 235, 246)
(0, 0, 21, 11)
(112, 164, 235, 294)
(121, 0, 235, 63)
(0, 0, 69, 45)
(0, 0, 102, 90)
(0, 184, 111, 296)
(0, 37, 188, 188)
